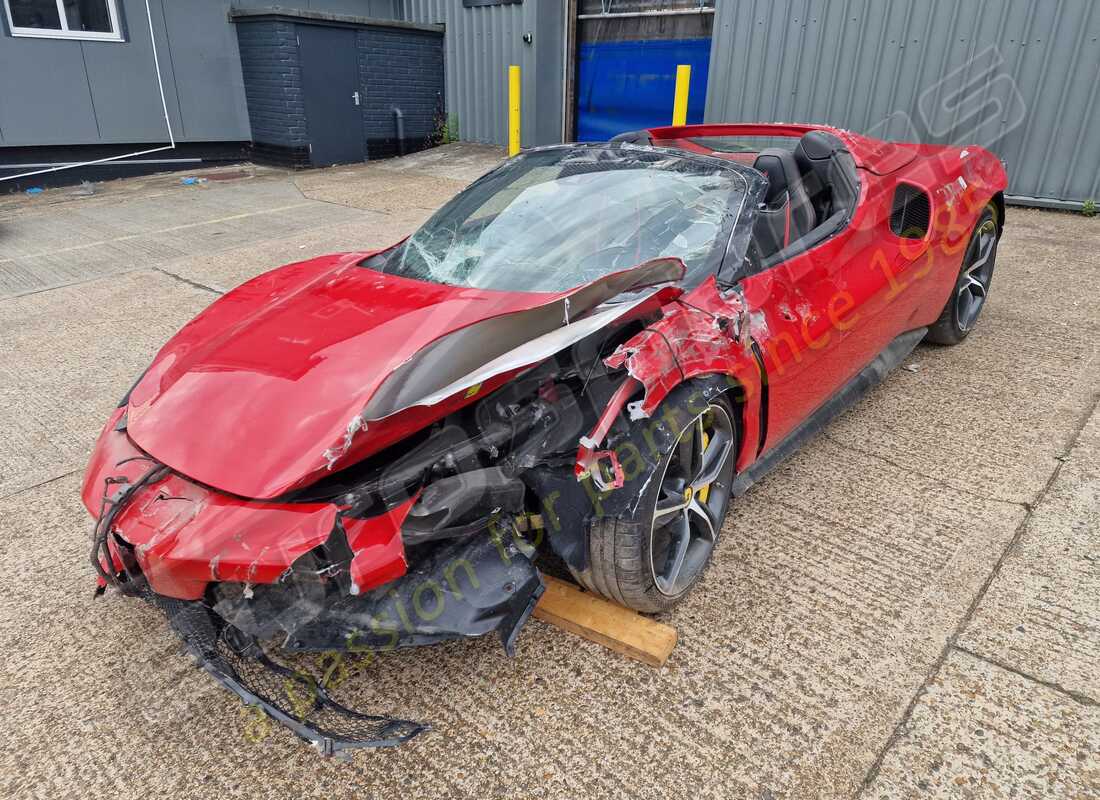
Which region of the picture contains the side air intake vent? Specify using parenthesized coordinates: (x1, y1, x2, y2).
(890, 183, 931, 238)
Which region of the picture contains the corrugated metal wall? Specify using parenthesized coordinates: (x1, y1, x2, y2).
(403, 0, 564, 147)
(705, 0, 1100, 207)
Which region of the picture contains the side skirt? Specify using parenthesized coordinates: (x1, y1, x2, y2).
(731, 327, 927, 497)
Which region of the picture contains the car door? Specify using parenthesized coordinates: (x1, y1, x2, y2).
(737, 176, 937, 453)
(737, 237, 866, 451)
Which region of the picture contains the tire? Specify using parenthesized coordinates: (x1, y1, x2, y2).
(572, 384, 739, 614)
(925, 203, 1000, 345)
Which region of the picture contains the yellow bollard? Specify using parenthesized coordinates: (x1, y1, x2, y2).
(672, 64, 691, 127)
(508, 65, 521, 156)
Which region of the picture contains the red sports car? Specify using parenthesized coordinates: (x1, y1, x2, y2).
(83, 123, 1006, 752)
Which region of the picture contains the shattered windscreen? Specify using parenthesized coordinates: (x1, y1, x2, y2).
(367, 145, 754, 292)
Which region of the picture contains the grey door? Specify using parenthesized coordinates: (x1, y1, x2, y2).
(297, 25, 364, 166)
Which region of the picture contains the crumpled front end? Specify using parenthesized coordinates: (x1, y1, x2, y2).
(83, 406, 413, 603)
(83, 405, 545, 753)
(82, 248, 729, 753)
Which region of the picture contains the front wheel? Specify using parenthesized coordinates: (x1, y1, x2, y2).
(572, 386, 738, 613)
(925, 204, 999, 345)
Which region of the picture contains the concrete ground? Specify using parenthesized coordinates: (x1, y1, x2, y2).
(1, 144, 1097, 799)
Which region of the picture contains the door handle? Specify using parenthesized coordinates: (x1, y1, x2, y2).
(352, 91, 361, 106)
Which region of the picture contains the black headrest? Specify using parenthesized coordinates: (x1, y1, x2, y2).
(793, 130, 845, 173)
(753, 147, 802, 206)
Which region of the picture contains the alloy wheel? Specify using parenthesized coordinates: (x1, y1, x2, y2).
(957, 218, 997, 332)
(649, 404, 736, 597)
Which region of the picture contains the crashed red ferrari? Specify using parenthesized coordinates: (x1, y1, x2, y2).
(84, 123, 1006, 752)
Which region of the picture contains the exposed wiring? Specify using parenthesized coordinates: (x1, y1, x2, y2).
(672, 297, 721, 320)
(580, 336, 616, 396)
(641, 326, 687, 381)
(91, 463, 170, 593)
(115, 455, 157, 467)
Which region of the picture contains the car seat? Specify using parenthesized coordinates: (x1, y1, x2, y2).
(751, 147, 815, 259)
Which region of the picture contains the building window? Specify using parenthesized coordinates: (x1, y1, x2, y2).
(4, 0, 123, 41)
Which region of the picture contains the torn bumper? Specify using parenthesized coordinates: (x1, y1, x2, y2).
(85, 417, 545, 751)
(136, 531, 542, 753)
(82, 409, 410, 601)
(211, 530, 545, 656)
(150, 592, 428, 754)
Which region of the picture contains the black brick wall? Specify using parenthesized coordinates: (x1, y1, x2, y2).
(236, 21, 310, 165)
(236, 18, 443, 166)
(358, 27, 445, 159)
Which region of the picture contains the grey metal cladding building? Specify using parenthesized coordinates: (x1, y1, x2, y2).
(403, 0, 566, 148)
(704, 0, 1100, 209)
(412, 0, 1100, 208)
(2, 0, 1098, 207)
(0, 0, 428, 175)
(0, 0, 409, 147)
(0, 0, 257, 149)
(0, 0, 558, 179)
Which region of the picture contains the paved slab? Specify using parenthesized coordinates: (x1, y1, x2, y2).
(371, 141, 507, 182)
(157, 217, 408, 294)
(958, 398, 1100, 703)
(864, 650, 1100, 798)
(0, 147, 1097, 799)
(296, 164, 469, 213)
(0, 178, 371, 298)
(861, 367, 1100, 799)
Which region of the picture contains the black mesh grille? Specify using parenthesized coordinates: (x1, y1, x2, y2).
(151, 595, 426, 753)
(890, 183, 931, 238)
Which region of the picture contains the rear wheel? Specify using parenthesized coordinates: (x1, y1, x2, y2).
(925, 204, 999, 345)
(573, 386, 738, 613)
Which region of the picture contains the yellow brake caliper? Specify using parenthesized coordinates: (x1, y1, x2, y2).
(697, 427, 712, 504)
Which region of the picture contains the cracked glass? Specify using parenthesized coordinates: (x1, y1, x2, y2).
(367, 145, 754, 293)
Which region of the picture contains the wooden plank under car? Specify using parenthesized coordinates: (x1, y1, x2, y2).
(532, 574, 677, 668)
